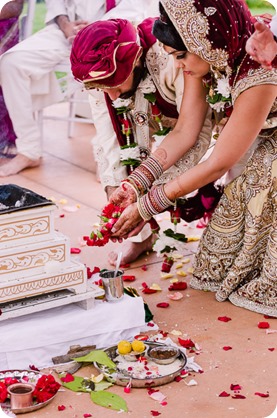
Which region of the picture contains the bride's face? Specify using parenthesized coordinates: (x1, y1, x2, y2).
(164, 45, 210, 78)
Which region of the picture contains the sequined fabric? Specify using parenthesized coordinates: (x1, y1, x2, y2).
(191, 134, 277, 316)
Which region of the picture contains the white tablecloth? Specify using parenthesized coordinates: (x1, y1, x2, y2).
(0, 295, 148, 369)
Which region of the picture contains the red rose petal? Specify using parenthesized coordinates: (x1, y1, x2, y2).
(61, 373, 74, 383)
(58, 405, 66, 411)
(254, 392, 269, 398)
(70, 247, 81, 254)
(59, 214, 65, 218)
(219, 391, 230, 397)
(258, 322, 270, 329)
(178, 338, 195, 349)
(134, 334, 149, 341)
(168, 282, 187, 291)
(268, 348, 275, 351)
(232, 395, 246, 399)
(174, 376, 182, 382)
(120, 263, 130, 268)
(218, 316, 232, 322)
(84, 414, 92, 417)
(264, 315, 274, 319)
(143, 288, 157, 294)
(141, 265, 148, 271)
(222, 346, 232, 351)
(122, 275, 136, 282)
(230, 384, 242, 391)
(151, 411, 161, 417)
(157, 302, 170, 308)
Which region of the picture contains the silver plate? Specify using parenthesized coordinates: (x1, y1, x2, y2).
(95, 342, 187, 388)
(0, 369, 58, 414)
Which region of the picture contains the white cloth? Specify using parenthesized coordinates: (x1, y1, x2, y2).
(270, 13, 277, 37)
(0, 0, 158, 159)
(0, 294, 148, 369)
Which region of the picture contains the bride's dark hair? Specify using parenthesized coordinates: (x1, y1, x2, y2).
(152, 2, 187, 51)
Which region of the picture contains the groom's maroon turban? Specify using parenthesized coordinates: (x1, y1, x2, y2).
(70, 19, 143, 89)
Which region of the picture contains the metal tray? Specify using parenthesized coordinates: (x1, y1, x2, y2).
(0, 369, 58, 414)
(95, 342, 187, 388)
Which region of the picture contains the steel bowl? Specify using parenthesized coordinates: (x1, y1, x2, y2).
(147, 345, 180, 365)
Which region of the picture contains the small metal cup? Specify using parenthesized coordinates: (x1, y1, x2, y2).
(8, 383, 35, 410)
(100, 269, 124, 302)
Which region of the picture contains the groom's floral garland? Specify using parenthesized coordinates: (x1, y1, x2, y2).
(112, 74, 171, 169)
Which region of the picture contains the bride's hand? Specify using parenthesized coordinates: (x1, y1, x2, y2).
(109, 183, 137, 208)
(111, 203, 144, 238)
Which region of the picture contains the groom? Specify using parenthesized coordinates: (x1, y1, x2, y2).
(70, 17, 215, 266)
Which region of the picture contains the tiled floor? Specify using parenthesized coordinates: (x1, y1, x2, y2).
(0, 104, 276, 418)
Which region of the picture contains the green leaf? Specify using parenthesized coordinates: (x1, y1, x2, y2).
(90, 390, 128, 412)
(94, 381, 114, 391)
(73, 350, 116, 369)
(163, 228, 188, 242)
(61, 375, 90, 393)
(143, 92, 156, 103)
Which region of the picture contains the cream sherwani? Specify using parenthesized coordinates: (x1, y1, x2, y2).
(0, 0, 159, 160)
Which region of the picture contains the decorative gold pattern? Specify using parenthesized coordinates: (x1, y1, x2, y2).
(161, 0, 230, 72)
(191, 135, 277, 317)
(0, 245, 66, 274)
(232, 67, 277, 105)
(0, 216, 50, 243)
(0, 270, 85, 303)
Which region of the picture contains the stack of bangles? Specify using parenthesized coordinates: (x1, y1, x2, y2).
(121, 155, 163, 198)
(137, 184, 175, 221)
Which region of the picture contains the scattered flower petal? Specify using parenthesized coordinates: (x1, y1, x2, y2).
(222, 346, 232, 351)
(178, 338, 195, 349)
(268, 348, 275, 351)
(59, 199, 67, 205)
(254, 392, 269, 398)
(168, 281, 187, 291)
(218, 316, 232, 322)
(60, 373, 74, 383)
(175, 263, 183, 269)
(58, 405, 66, 411)
(258, 322, 270, 329)
(219, 391, 230, 397)
(176, 270, 187, 277)
(174, 376, 182, 382)
(84, 414, 92, 417)
(167, 292, 183, 301)
(182, 258, 190, 264)
(141, 265, 148, 271)
(122, 275, 136, 282)
(151, 411, 161, 417)
(232, 394, 246, 399)
(171, 330, 182, 336)
(70, 247, 81, 254)
(150, 284, 162, 291)
(160, 273, 174, 280)
(157, 303, 170, 308)
(187, 236, 200, 242)
(185, 379, 198, 386)
(230, 384, 242, 391)
(149, 391, 166, 403)
(63, 205, 78, 212)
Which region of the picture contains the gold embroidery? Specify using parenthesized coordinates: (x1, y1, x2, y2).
(160, 0, 230, 72)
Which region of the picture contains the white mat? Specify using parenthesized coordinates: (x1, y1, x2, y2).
(0, 295, 148, 369)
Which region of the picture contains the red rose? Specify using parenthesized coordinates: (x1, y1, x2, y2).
(161, 256, 174, 273)
(0, 382, 8, 402)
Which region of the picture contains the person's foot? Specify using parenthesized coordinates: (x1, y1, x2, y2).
(108, 234, 157, 266)
(0, 154, 41, 176)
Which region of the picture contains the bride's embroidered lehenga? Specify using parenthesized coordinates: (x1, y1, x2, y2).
(160, 0, 277, 316)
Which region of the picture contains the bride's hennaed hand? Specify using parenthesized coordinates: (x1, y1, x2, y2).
(109, 183, 137, 208)
(111, 203, 142, 237)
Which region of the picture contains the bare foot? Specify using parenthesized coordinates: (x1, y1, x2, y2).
(0, 154, 41, 176)
(108, 234, 157, 266)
